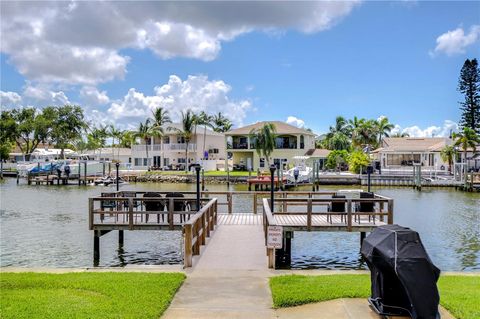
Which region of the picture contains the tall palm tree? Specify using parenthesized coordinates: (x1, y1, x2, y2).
(453, 127, 480, 167)
(440, 145, 457, 174)
(135, 119, 158, 169)
(151, 107, 171, 166)
(250, 122, 277, 166)
(108, 125, 122, 161)
(326, 116, 351, 150)
(355, 119, 378, 149)
(119, 130, 135, 148)
(169, 110, 196, 172)
(197, 111, 213, 160)
(87, 125, 108, 159)
(376, 117, 394, 145)
(151, 107, 171, 135)
(211, 112, 232, 132)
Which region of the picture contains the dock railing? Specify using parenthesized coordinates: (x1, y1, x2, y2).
(183, 198, 218, 267)
(262, 194, 393, 268)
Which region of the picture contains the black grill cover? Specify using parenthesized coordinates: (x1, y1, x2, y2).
(361, 225, 441, 319)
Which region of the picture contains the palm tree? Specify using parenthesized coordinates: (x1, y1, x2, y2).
(151, 107, 171, 135)
(250, 122, 277, 167)
(87, 125, 108, 160)
(135, 119, 158, 169)
(211, 112, 232, 132)
(197, 111, 213, 160)
(453, 127, 480, 167)
(119, 130, 135, 148)
(440, 145, 457, 174)
(108, 125, 123, 161)
(355, 119, 378, 149)
(151, 107, 171, 166)
(325, 116, 351, 150)
(376, 117, 394, 145)
(169, 110, 196, 172)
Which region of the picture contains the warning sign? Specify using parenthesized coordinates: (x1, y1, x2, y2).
(267, 226, 283, 249)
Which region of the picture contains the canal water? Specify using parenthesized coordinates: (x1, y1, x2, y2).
(1, 178, 478, 271)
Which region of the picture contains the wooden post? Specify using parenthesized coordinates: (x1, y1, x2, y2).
(184, 224, 193, 267)
(88, 198, 94, 230)
(200, 210, 206, 245)
(84, 162, 88, 185)
(253, 193, 257, 214)
(268, 248, 275, 269)
(282, 192, 287, 212)
(347, 199, 352, 232)
(307, 198, 312, 231)
(78, 162, 81, 186)
(387, 199, 394, 224)
(93, 230, 100, 267)
(379, 202, 384, 222)
(119, 230, 124, 246)
(127, 198, 134, 229)
(168, 198, 174, 230)
(360, 232, 366, 247)
(227, 193, 232, 214)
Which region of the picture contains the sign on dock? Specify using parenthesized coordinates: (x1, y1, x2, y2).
(267, 226, 283, 249)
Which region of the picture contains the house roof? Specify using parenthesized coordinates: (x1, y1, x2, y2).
(164, 123, 224, 137)
(378, 137, 451, 153)
(304, 148, 331, 158)
(226, 121, 314, 136)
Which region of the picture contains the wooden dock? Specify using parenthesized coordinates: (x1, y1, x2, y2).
(88, 190, 393, 269)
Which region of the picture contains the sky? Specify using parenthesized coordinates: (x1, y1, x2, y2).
(1, 1, 479, 137)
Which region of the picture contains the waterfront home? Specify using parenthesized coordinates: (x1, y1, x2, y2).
(131, 123, 226, 170)
(84, 148, 132, 165)
(304, 148, 331, 169)
(225, 121, 316, 170)
(373, 137, 452, 172)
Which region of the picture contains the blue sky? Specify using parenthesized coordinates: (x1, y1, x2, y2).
(1, 1, 479, 136)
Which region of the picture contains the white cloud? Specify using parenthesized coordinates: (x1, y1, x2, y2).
(0, 91, 22, 108)
(286, 116, 305, 128)
(80, 86, 110, 106)
(107, 75, 252, 127)
(391, 120, 458, 138)
(430, 25, 480, 56)
(23, 84, 70, 106)
(1, 1, 360, 85)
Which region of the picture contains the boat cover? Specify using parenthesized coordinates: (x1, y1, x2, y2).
(361, 224, 440, 319)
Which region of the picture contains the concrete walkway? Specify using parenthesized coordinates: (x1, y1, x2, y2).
(162, 224, 276, 318)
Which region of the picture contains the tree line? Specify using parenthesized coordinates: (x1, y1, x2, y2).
(0, 105, 233, 168)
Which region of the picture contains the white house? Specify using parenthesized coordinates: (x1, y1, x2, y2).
(225, 121, 316, 171)
(131, 123, 226, 170)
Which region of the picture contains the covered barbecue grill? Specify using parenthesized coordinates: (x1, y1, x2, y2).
(361, 225, 441, 319)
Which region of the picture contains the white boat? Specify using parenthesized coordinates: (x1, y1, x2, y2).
(284, 156, 313, 184)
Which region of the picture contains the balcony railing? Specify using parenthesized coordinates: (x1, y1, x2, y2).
(131, 143, 196, 152)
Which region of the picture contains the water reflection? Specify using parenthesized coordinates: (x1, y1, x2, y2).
(0, 179, 478, 271)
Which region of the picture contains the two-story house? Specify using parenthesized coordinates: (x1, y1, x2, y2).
(131, 123, 226, 170)
(225, 121, 316, 170)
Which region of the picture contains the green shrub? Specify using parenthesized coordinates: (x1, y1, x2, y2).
(347, 150, 370, 173)
(325, 150, 349, 169)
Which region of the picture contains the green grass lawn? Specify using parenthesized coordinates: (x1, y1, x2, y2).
(270, 274, 479, 319)
(0, 272, 185, 319)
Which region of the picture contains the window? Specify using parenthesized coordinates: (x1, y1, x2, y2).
(300, 135, 305, 149)
(143, 158, 148, 166)
(386, 154, 421, 166)
(163, 136, 170, 144)
(260, 158, 265, 168)
(134, 158, 141, 166)
(178, 158, 186, 163)
(177, 136, 185, 144)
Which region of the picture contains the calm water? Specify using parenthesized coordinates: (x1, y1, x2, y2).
(0, 178, 478, 271)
